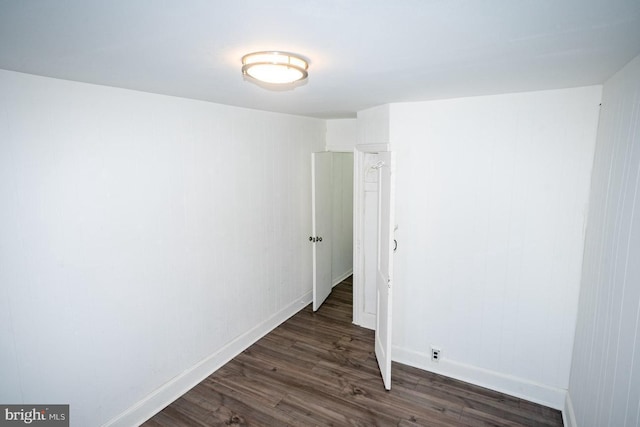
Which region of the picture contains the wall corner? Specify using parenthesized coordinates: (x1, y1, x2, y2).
(563, 391, 578, 427)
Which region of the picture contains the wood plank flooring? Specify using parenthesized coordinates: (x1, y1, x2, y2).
(143, 277, 563, 426)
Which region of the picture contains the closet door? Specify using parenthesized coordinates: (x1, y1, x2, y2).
(374, 151, 395, 390)
(311, 152, 332, 311)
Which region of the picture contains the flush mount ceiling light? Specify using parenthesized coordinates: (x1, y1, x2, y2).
(241, 51, 308, 84)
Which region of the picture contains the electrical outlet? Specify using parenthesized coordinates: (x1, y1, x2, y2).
(431, 346, 441, 362)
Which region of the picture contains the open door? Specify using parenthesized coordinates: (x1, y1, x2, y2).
(374, 151, 395, 390)
(311, 152, 332, 311)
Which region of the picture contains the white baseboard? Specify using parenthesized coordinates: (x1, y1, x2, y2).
(355, 312, 375, 330)
(102, 291, 312, 427)
(563, 392, 577, 427)
(392, 346, 566, 411)
(332, 269, 353, 287)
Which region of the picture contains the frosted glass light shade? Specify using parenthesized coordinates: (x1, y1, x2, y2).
(242, 51, 308, 84)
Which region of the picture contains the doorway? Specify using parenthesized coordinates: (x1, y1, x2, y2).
(311, 146, 396, 390)
(311, 151, 354, 310)
(312, 146, 392, 329)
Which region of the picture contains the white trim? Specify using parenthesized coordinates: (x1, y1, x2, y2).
(563, 392, 578, 427)
(393, 346, 566, 410)
(325, 147, 355, 153)
(102, 291, 312, 427)
(332, 269, 353, 287)
(359, 313, 375, 330)
(352, 148, 364, 326)
(357, 143, 390, 152)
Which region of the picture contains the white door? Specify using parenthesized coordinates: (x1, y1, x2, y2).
(375, 151, 395, 390)
(312, 152, 332, 311)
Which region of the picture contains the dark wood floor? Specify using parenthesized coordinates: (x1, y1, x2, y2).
(143, 277, 563, 426)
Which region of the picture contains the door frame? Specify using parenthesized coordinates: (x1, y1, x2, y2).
(353, 143, 390, 329)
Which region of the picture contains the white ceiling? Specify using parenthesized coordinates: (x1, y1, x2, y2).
(1, 0, 639, 118)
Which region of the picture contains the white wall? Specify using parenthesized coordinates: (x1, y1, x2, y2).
(567, 55, 640, 427)
(331, 153, 354, 285)
(389, 87, 602, 408)
(326, 119, 357, 152)
(324, 120, 356, 285)
(358, 105, 390, 145)
(0, 70, 325, 426)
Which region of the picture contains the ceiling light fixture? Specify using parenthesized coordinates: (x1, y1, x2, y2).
(241, 51, 308, 85)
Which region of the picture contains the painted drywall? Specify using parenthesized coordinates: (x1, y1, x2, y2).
(357, 105, 390, 145)
(326, 119, 357, 152)
(567, 54, 640, 427)
(324, 120, 356, 285)
(388, 87, 602, 408)
(331, 153, 354, 285)
(0, 70, 325, 426)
